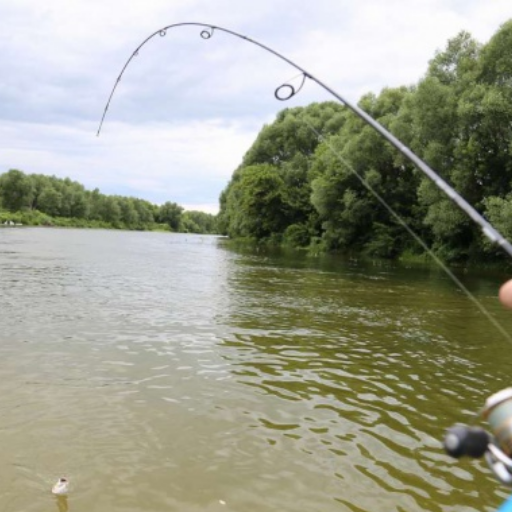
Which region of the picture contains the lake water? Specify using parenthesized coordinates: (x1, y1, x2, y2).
(1, 227, 512, 512)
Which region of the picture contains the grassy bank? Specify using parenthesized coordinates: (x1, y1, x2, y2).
(0, 209, 171, 232)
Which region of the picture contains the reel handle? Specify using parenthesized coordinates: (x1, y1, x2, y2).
(444, 425, 490, 459)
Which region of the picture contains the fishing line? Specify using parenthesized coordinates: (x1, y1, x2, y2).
(302, 117, 512, 346)
(96, 23, 512, 252)
(96, 21, 512, 344)
(97, 24, 512, 500)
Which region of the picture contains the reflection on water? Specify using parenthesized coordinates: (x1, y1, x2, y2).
(56, 495, 69, 512)
(1, 228, 512, 512)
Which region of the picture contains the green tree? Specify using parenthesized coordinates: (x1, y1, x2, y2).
(133, 199, 155, 228)
(224, 163, 288, 239)
(310, 87, 419, 258)
(119, 198, 140, 227)
(69, 188, 89, 219)
(0, 169, 34, 211)
(219, 102, 347, 244)
(100, 196, 122, 224)
(182, 210, 217, 233)
(28, 174, 52, 211)
(37, 187, 63, 217)
(390, 31, 485, 261)
(158, 202, 183, 231)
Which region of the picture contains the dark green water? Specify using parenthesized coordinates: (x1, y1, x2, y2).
(1, 227, 512, 512)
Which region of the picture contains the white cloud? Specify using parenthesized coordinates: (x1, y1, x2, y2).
(1, 0, 512, 213)
(0, 118, 257, 212)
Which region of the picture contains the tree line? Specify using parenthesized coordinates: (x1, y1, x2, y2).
(218, 20, 512, 265)
(0, 170, 218, 234)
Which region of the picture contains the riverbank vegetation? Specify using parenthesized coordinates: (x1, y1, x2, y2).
(0, 170, 218, 234)
(218, 20, 512, 266)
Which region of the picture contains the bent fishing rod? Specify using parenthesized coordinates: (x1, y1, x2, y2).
(97, 22, 512, 502)
(97, 21, 512, 260)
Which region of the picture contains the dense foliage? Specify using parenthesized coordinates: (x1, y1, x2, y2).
(0, 170, 218, 234)
(219, 20, 512, 264)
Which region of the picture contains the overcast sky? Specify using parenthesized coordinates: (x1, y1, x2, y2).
(1, 0, 512, 213)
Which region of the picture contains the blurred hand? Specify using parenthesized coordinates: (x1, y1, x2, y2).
(499, 279, 512, 309)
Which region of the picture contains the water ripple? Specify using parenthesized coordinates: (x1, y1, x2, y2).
(1, 229, 511, 511)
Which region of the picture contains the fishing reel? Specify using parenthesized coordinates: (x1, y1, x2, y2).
(444, 388, 512, 485)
